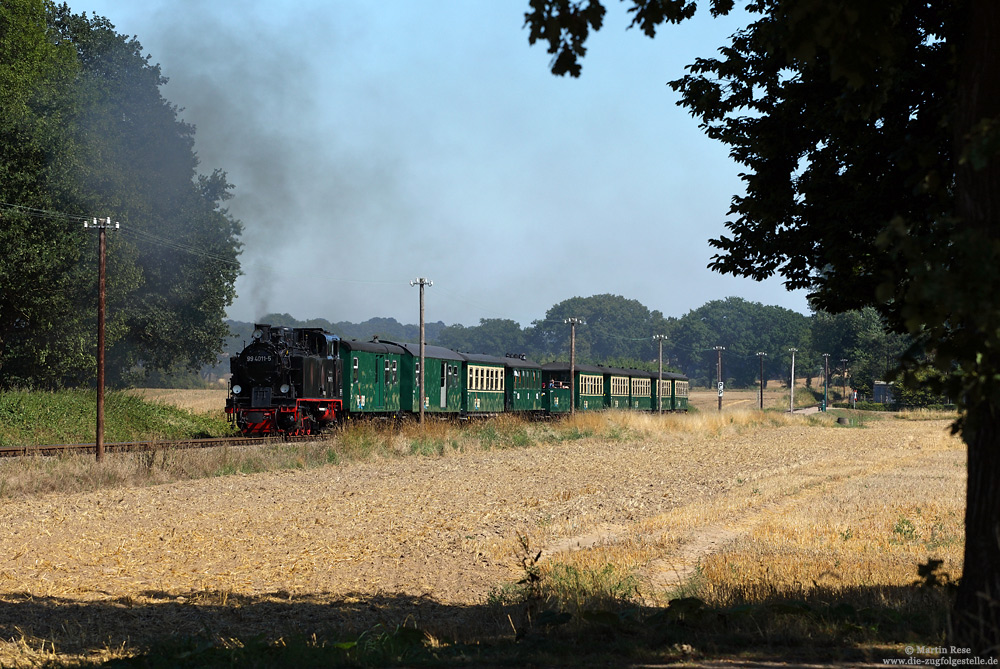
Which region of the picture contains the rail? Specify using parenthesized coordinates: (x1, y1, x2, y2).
(0, 434, 320, 458)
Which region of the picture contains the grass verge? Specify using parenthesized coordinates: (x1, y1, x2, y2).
(0, 388, 233, 447)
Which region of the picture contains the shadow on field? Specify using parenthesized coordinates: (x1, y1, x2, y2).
(1, 590, 504, 665)
(0, 581, 956, 666)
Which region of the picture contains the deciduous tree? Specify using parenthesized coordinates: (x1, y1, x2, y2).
(51, 6, 242, 383)
(0, 1, 242, 387)
(812, 308, 910, 396)
(529, 294, 658, 362)
(663, 297, 809, 387)
(437, 319, 527, 356)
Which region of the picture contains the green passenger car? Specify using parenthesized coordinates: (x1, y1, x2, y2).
(385, 341, 464, 415)
(629, 370, 652, 411)
(671, 374, 691, 411)
(578, 369, 606, 410)
(651, 374, 668, 412)
(339, 339, 403, 415)
(602, 367, 631, 409)
(504, 354, 544, 413)
(652, 373, 690, 411)
(461, 353, 506, 415)
(541, 362, 606, 412)
(542, 376, 572, 413)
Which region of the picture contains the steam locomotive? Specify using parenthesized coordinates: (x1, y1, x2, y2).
(226, 324, 342, 435)
(226, 323, 689, 436)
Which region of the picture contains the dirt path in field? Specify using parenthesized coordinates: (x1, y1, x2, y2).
(0, 416, 962, 661)
(536, 415, 955, 598)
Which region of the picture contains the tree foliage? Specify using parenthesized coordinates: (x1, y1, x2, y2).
(0, 0, 95, 386)
(527, 294, 666, 363)
(811, 308, 909, 396)
(669, 297, 810, 387)
(436, 319, 527, 356)
(0, 0, 242, 387)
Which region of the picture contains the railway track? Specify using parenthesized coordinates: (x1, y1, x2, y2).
(0, 434, 322, 458)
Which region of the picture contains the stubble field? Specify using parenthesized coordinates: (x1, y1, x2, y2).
(0, 389, 965, 665)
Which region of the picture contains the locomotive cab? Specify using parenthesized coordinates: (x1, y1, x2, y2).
(292, 328, 342, 401)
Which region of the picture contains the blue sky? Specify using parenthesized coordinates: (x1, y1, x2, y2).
(78, 0, 811, 326)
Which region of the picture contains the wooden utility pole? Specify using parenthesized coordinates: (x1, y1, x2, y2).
(757, 351, 766, 410)
(653, 334, 667, 414)
(85, 217, 118, 462)
(410, 277, 432, 425)
(841, 358, 848, 404)
(788, 348, 798, 413)
(822, 353, 830, 411)
(565, 318, 584, 415)
(714, 346, 725, 411)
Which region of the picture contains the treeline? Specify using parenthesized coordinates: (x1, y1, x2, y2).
(0, 1, 241, 389)
(213, 295, 912, 395)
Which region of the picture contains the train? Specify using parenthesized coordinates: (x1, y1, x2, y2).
(225, 323, 689, 435)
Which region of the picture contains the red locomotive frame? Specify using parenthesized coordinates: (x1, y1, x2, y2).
(227, 398, 343, 436)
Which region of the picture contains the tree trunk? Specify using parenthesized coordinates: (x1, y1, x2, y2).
(954, 405, 1000, 654)
(952, 0, 1000, 656)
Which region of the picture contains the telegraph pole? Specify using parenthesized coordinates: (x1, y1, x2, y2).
(85, 217, 119, 462)
(565, 318, 584, 415)
(757, 352, 766, 409)
(714, 346, 725, 411)
(410, 278, 432, 425)
(788, 348, 798, 413)
(653, 334, 668, 414)
(822, 353, 830, 411)
(841, 358, 848, 405)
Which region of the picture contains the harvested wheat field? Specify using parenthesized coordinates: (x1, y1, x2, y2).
(0, 409, 965, 665)
(129, 387, 230, 416)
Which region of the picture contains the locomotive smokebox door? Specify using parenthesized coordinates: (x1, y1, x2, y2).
(252, 387, 272, 407)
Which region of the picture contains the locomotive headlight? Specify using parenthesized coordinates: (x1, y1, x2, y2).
(280, 383, 290, 394)
(232, 384, 242, 395)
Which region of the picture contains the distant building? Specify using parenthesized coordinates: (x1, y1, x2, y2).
(873, 381, 894, 404)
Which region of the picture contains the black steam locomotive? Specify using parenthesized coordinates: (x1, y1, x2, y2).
(226, 324, 342, 435)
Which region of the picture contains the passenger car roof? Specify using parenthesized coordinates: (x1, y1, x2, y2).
(381, 340, 466, 362)
(339, 339, 407, 355)
(540, 361, 605, 375)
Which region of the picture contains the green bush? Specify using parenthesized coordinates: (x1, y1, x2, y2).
(0, 389, 233, 446)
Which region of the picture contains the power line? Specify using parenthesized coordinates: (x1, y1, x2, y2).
(119, 227, 241, 267)
(0, 201, 243, 268)
(0, 201, 88, 222)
